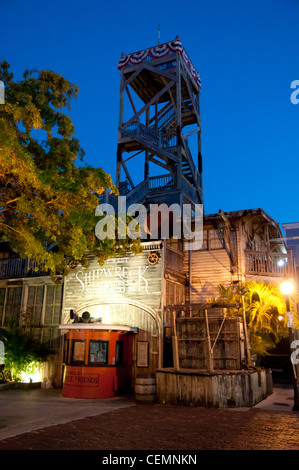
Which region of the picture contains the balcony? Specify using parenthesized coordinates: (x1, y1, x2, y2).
(245, 250, 293, 277)
(0, 258, 49, 279)
(101, 172, 200, 210)
(121, 122, 178, 150)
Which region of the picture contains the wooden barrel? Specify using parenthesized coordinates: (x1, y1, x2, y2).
(135, 375, 156, 404)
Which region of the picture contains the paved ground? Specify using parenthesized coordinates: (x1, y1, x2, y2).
(0, 388, 135, 440)
(0, 386, 298, 451)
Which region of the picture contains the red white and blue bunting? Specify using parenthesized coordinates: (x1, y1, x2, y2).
(118, 37, 201, 89)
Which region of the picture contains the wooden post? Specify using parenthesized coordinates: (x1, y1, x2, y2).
(176, 53, 182, 192)
(144, 108, 150, 180)
(116, 70, 125, 188)
(242, 295, 251, 365)
(204, 309, 214, 373)
(188, 250, 192, 315)
(172, 311, 180, 370)
(196, 90, 203, 189)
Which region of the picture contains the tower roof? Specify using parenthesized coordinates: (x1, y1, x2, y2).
(118, 36, 201, 89)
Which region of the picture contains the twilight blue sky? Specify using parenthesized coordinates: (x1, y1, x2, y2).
(1, 0, 299, 226)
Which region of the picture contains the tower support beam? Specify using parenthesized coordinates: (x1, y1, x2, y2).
(116, 37, 203, 208)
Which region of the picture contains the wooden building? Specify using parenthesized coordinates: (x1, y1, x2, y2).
(184, 208, 295, 306)
(0, 237, 190, 392)
(0, 38, 295, 404)
(0, 242, 63, 387)
(0, 206, 292, 392)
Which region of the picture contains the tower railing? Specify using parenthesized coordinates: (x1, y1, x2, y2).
(148, 174, 177, 192)
(126, 179, 149, 207)
(181, 177, 198, 202)
(121, 122, 177, 149)
(102, 173, 200, 209)
(182, 137, 196, 179)
(156, 107, 176, 130)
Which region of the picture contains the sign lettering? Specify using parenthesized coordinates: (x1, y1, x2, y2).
(74, 257, 150, 295)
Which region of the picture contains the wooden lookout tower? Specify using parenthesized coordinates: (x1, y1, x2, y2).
(116, 36, 203, 210)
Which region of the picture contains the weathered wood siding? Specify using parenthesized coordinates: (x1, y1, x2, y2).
(165, 280, 185, 307)
(62, 245, 163, 320)
(62, 242, 164, 376)
(182, 212, 288, 305)
(164, 244, 186, 330)
(156, 369, 268, 407)
(176, 317, 245, 370)
(164, 246, 184, 273)
(184, 248, 234, 303)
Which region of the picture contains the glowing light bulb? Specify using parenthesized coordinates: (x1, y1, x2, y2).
(280, 279, 294, 296)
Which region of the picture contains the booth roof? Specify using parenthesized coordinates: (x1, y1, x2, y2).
(59, 324, 138, 332)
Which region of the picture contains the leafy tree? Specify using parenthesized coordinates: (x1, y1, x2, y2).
(209, 281, 298, 357)
(0, 61, 141, 278)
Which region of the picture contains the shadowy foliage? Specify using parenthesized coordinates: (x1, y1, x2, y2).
(0, 319, 45, 382)
(209, 281, 298, 357)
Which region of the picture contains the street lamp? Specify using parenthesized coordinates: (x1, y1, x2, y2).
(280, 279, 294, 297)
(280, 278, 299, 411)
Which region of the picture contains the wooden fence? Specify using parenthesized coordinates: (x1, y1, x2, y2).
(174, 315, 246, 371)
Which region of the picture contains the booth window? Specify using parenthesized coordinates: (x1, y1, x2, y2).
(71, 340, 86, 364)
(89, 340, 108, 365)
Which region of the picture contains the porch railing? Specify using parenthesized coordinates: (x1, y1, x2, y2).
(245, 250, 293, 276)
(0, 258, 49, 279)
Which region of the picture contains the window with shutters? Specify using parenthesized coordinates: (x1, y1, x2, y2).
(0, 283, 62, 350)
(44, 285, 62, 326)
(165, 280, 185, 306)
(4, 287, 22, 324)
(27, 285, 44, 326)
(42, 284, 63, 350)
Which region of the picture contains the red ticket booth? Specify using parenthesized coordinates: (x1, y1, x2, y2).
(60, 324, 137, 399)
